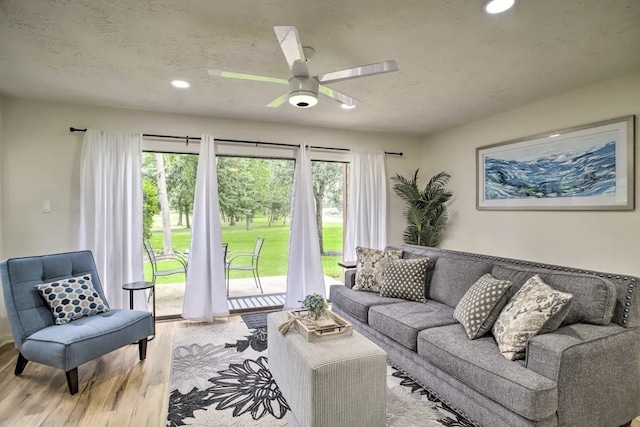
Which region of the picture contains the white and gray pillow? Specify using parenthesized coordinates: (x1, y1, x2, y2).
(454, 273, 512, 339)
(36, 274, 110, 325)
(491, 264, 615, 327)
(380, 258, 430, 302)
(492, 275, 572, 360)
(353, 247, 403, 292)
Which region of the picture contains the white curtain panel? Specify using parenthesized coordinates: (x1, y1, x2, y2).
(182, 134, 229, 321)
(284, 144, 326, 309)
(344, 150, 388, 261)
(79, 129, 145, 310)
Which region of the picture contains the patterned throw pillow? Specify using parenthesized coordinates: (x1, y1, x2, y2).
(36, 274, 110, 325)
(380, 258, 430, 302)
(454, 274, 512, 339)
(353, 247, 404, 292)
(492, 275, 572, 360)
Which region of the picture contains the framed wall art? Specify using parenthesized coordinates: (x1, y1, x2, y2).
(476, 115, 635, 211)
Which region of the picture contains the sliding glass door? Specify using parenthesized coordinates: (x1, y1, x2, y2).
(142, 152, 346, 317)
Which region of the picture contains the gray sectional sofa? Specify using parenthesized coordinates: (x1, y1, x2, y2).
(329, 245, 640, 427)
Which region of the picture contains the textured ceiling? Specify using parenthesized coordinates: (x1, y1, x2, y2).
(0, 0, 639, 136)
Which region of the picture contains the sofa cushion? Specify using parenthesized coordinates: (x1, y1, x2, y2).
(417, 323, 558, 421)
(493, 275, 573, 360)
(492, 265, 616, 327)
(368, 301, 457, 350)
(329, 285, 404, 323)
(21, 308, 153, 371)
(380, 258, 430, 302)
(454, 273, 512, 339)
(35, 274, 109, 325)
(353, 247, 404, 292)
(429, 257, 493, 308)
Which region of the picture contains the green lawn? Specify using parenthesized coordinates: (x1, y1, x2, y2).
(145, 215, 343, 284)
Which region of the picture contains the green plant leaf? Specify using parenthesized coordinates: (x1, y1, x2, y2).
(392, 169, 452, 248)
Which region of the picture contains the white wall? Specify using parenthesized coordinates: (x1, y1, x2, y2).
(423, 71, 640, 276)
(0, 97, 423, 341)
(0, 96, 11, 346)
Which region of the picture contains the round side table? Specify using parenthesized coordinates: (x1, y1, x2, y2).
(122, 281, 156, 340)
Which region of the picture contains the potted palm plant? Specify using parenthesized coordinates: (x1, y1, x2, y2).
(391, 170, 453, 247)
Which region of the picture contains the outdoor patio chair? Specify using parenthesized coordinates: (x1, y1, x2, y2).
(222, 243, 228, 267)
(0, 251, 153, 394)
(144, 240, 188, 285)
(226, 237, 264, 296)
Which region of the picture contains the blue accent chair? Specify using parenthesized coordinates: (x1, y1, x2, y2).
(0, 251, 154, 394)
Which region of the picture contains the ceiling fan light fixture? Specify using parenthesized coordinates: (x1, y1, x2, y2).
(289, 92, 318, 108)
(288, 76, 319, 108)
(483, 0, 515, 14)
(209, 27, 398, 109)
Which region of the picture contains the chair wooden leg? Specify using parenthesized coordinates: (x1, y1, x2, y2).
(15, 352, 28, 375)
(65, 368, 79, 395)
(138, 338, 148, 361)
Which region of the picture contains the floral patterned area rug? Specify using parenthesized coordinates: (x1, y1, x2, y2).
(167, 317, 475, 427)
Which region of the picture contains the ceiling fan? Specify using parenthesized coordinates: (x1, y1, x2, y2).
(208, 26, 399, 109)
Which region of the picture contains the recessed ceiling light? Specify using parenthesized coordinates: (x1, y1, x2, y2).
(171, 80, 190, 89)
(483, 0, 515, 14)
(340, 103, 356, 110)
(549, 134, 560, 138)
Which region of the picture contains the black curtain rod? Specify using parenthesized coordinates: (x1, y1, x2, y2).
(69, 127, 403, 156)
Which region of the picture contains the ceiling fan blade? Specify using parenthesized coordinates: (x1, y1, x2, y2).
(315, 60, 399, 84)
(208, 69, 288, 84)
(319, 85, 359, 107)
(267, 93, 288, 108)
(273, 26, 309, 77)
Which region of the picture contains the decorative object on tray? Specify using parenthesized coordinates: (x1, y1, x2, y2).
(277, 311, 302, 335)
(279, 309, 353, 342)
(477, 115, 635, 211)
(301, 293, 328, 320)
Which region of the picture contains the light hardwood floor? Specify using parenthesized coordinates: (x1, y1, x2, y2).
(0, 320, 181, 427)
(0, 320, 638, 427)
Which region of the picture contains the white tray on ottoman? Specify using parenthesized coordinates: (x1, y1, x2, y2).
(267, 310, 387, 427)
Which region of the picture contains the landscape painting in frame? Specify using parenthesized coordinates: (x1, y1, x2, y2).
(477, 116, 635, 210)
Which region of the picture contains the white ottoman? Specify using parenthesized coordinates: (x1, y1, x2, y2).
(267, 311, 387, 427)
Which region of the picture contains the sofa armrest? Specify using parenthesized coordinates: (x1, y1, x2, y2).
(526, 323, 640, 427)
(344, 269, 356, 289)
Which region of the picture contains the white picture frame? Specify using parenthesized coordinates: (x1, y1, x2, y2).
(476, 116, 635, 210)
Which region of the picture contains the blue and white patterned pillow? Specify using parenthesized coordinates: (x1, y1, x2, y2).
(35, 274, 109, 325)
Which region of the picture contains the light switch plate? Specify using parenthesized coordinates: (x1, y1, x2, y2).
(42, 200, 51, 213)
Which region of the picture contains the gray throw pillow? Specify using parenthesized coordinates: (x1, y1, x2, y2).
(353, 247, 403, 292)
(35, 274, 110, 325)
(380, 258, 430, 302)
(492, 275, 572, 360)
(454, 273, 512, 339)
